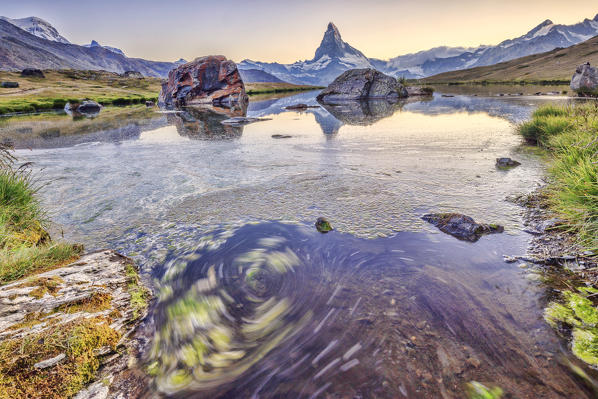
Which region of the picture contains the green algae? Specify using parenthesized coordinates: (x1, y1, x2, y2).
(544, 287, 598, 366)
(465, 381, 503, 399)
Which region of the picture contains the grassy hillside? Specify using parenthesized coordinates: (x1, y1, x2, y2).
(0, 70, 320, 115)
(245, 82, 323, 95)
(423, 35, 598, 84)
(0, 70, 161, 114)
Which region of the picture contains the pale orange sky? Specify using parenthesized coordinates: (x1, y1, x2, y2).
(2, 0, 597, 63)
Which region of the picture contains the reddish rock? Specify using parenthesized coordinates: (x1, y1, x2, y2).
(158, 55, 248, 108)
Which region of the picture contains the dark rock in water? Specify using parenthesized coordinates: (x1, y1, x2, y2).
(64, 100, 101, 116)
(145, 100, 155, 107)
(441, 94, 454, 98)
(20, 68, 45, 78)
(122, 70, 143, 78)
(317, 68, 408, 102)
(1, 81, 19, 88)
(571, 62, 598, 96)
(422, 213, 504, 242)
(315, 217, 333, 233)
(496, 157, 521, 169)
(272, 134, 292, 139)
(284, 104, 320, 110)
(158, 55, 248, 109)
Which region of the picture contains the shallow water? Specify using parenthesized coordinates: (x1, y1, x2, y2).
(2, 91, 596, 397)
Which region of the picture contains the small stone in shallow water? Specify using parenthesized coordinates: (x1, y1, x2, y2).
(272, 134, 292, 139)
(496, 157, 521, 169)
(315, 217, 333, 233)
(422, 213, 503, 242)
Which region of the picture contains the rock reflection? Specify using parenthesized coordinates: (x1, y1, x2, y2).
(167, 106, 246, 140)
(318, 99, 407, 126)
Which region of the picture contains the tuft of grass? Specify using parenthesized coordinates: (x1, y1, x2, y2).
(125, 263, 150, 320)
(0, 317, 120, 399)
(0, 146, 83, 285)
(519, 102, 598, 249)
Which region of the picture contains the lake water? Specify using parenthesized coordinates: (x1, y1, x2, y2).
(2, 89, 597, 398)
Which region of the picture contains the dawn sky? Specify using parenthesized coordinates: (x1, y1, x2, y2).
(2, 0, 597, 63)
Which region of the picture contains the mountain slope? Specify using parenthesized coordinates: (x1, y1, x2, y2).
(0, 16, 70, 43)
(239, 69, 285, 83)
(0, 19, 178, 77)
(422, 35, 598, 83)
(239, 22, 374, 85)
(83, 40, 125, 56)
(240, 16, 598, 83)
(394, 15, 598, 78)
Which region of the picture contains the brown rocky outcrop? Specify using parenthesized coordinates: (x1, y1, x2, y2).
(570, 62, 598, 96)
(158, 56, 248, 108)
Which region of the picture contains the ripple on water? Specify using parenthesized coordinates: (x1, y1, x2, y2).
(145, 222, 595, 398)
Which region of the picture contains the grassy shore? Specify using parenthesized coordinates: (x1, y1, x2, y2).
(0, 145, 82, 284)
(245, 82, 323, 95)
(518, 102, 598, 369)
(0, 70, 161, 115)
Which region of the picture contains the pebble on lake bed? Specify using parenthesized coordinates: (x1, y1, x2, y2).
(315, 217, 333, 233)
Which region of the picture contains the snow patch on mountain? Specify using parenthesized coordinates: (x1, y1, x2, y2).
(0, 16, 70, 43)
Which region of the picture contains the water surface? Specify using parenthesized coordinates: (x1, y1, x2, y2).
(2, 90, 595, 397)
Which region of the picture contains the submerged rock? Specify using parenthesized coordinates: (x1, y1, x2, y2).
(570, 62, 598, 96)
(496, 157, 521, 169)
(159, 56, 248, 108)
(422, 213, 503, 242)
(272, 134, 292, 139)
(315, 217, 333, 233)
(316, 68, 408, 102)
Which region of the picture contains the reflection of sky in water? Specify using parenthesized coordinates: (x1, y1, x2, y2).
(5, 92, 598, 397)
(9, 92, 554, 265)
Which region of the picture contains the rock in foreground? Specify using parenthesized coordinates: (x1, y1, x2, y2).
(317, 68, 408, 103)
(496, 157, 521, 169)
(64, 100, 102, 116)
(0, 250, 150, 398)
(571, 62, 598, 96)
(159, 56, 248, 108)
(422, 213, 504, 242)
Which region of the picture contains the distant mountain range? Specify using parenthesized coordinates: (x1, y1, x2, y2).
(1, 14, 598, 83)
(423, 34, 598, 83)
(239, 15, 598, 84)
(0, 16, 185, 77)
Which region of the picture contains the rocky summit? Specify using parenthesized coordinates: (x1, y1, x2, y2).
(159, 56, 248, 109)
(317, 68, 408, 102)
(571, 62, 598, 96)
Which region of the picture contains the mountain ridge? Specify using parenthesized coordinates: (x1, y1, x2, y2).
(239, 15, 598, 84)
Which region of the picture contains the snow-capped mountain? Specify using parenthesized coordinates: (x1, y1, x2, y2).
(239, 23, 374, 85)
(377, 15, 598, 78)
(0, 16, 70, 43)
(84, 40, 125, 56)
(241, 15, 598, 83)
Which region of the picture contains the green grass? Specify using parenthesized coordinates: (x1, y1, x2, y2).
(0, 145, 82, 285)
(518, 102, 598, 250)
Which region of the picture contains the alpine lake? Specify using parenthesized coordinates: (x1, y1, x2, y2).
(2, 84, 597, 398)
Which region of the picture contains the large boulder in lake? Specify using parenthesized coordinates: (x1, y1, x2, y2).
(422, 213, 504, 242)
(317, 69, 408, 103)
(571, 62, 598, 96)
(159, 56, 248, 108)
